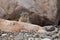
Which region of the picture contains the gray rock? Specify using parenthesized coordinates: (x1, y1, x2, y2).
(44, 26, 55, 31)
(14, 32, 24, 40)
(0, 0, 58, 26)
(41, 38, 51, 40)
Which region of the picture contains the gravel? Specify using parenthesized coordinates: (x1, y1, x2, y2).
(0, 26, 60, 40)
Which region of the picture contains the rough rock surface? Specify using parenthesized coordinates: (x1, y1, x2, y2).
(35, 0, 57, 21)
(0, 25, 60, 40)
(0, 0, 60, 40)
(0, 18, 43, 32)
(0, 0, 58, 26)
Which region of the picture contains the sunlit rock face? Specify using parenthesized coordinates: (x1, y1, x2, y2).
(0, 0, 58, 26)
(0, 18, 43, 32)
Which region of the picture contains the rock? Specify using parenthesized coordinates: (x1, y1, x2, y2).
(41, 38, 51, 40)
(0, 7, 7, 18)
(7, 35, 14, 40)
(29, 13, 54, 26)
(0, 0, 19, 19)
(0, 18, 43, 32)
(0, 0, 35, 20)
(44, 26, 55, 31)
(0, 0, 58, 26)
(38, 27, 47, 33)
(1, 33, 7, 37)
(16, 0, 57, 26)
(14, 33, 24, 40)
(35, 0, 57, 21)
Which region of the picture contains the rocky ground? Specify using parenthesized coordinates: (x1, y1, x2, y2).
(0, 25, 60, 40)
(0, 0, 60, 40)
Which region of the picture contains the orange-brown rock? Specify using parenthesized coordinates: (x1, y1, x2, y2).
(0, 18, 42, 32)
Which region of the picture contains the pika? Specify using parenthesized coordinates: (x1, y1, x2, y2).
(19, 12, 30, 23)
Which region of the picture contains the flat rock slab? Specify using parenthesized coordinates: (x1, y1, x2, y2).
(0, 18, 43, 32)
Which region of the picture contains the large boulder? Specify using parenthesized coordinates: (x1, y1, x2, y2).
(17, 0, 57, 26)
(0, 0, 22, 19)
(34, 0, 57, 22)
(0, 18, 43, 32)
(0, 0, 59, 26)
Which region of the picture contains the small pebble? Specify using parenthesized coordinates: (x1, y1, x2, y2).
(2, 33, 7, 37)
(44, 26, 55, 31)
(41, 38, 51, 40)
